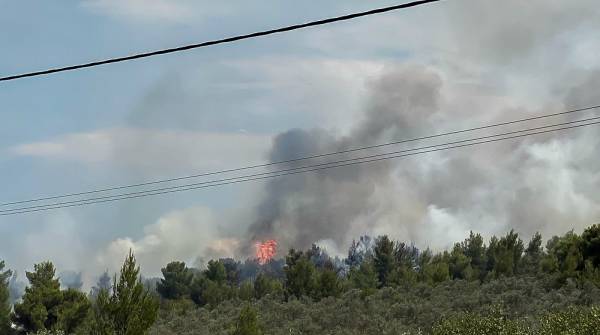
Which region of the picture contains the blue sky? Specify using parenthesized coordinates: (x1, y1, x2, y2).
(1, 0, 600, 285)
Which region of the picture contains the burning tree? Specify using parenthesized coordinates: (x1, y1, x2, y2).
(256, 240, 278, 265)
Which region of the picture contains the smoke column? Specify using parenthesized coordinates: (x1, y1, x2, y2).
(240, 63, 600, 256)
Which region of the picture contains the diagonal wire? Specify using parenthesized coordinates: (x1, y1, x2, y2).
(2, 118, 599, 216)
(0, 0, 442, 82)
(2, 104, 599, 207)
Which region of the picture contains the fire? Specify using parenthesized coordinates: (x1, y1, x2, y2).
(256, 239, 278, 265)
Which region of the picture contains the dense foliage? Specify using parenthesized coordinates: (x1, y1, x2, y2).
(0, 260, 12, 334)
(147, 224, 600, 334)
(432, 306, 600, 335)
(2, 224, 600, 334)
(12, 262, 89, 333)
(90, 250, 159, 335)
(2, 251, 158, 334)
(149, 276, 600, 334)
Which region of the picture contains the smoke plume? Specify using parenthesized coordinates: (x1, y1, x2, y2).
(241, 64, 600, 256)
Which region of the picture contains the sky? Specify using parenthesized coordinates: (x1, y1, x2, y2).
(1, 0, 600, 287)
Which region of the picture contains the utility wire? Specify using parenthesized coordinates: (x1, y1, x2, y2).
(0, 0, 442, 82)
(2, 119, 599, 216)
(2, 104, 599, 208)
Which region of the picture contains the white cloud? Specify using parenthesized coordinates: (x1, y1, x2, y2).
(81, 0, 195, 23)
(11, 128, 272, 177)
(12, 131, 114, 163)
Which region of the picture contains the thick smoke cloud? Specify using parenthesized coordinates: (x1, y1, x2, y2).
(241, 64, 600, 256)
(83, 0, 600, 269)
(242, 65, 443, 253)
(231, 0, 600, 256)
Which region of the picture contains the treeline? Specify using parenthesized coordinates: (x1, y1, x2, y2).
(0, 252, 157, 334)
(1, 224, 600, 334)
(152, 224, 600, 307)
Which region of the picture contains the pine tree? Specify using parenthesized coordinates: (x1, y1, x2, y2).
(545, 231, 583, 279)
(12, 262, 63, 332)
(205, 260, 227, 285)
(373, 236, 396, 287)
(582, 224, 600, 267)
(12, 261, 89, 333)
(487, 230, 524, 277)
(448, 243, 473, 280)
(92, 250, 158, 335)
(422, 255, 450, 284)
(316, 262, 341, 299)
(462, 231, 487, 279)
(284, 249, 317, 299)
(156, 261, 193, 300)
(346, 239, 362, 269)
(522, 232, 544, 273)
(0, 260, 12, 334)
(349, 259, 379, 296)
(56, 289, 90, 334)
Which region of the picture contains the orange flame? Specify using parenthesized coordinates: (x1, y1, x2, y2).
(256, 240, 278, 265)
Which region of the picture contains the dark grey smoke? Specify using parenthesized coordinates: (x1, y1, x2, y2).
(59, 270, 83, 290)
(242, 65, 444, 254)
(241, 64, 600, 256)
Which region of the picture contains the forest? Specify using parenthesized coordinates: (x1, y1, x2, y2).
(2, 224, 600, 334)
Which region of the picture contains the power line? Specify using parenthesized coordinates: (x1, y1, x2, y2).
(0, 0, 442, 82)
(2, 104, 599, 208)
(5, 120, 597, 215)
(2, 119, 598, 216)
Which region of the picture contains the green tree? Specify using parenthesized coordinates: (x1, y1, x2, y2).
(232, 305, 261, 335)
(373, 236, 396, 287)
(348, 259, 379, 296)
(462, 231, 487, 279)
(13, 262, 63, 332)
(284, 249, 316, 299)
(581, 224, 600, 267)
(525, 232, 543, 257)
(346, 239, 363, 269)
(56, 289, 90, 334)
(389, 242, 419, 286)
(422, 255, 450, 285)
(12, 262, 89, 334)
(205, 260, 227, 285)
(487, 230, 524, 277)
(253, 273, 281, 300)
(316, 265, 341, 299)
(202, 280, 228, 308)
(221, 259, 241, 286)
(156, 261, 193, 300)
(0, 260, 12, 334)
(448, 244, 474, 280)
(189, 273, 233, 308)
(188, 260, 238, 308)
(522, 232, 543, 274)
(544, 231, 583, 279)
(189, 275, 207, 306)
(92, 250, 158, 335)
